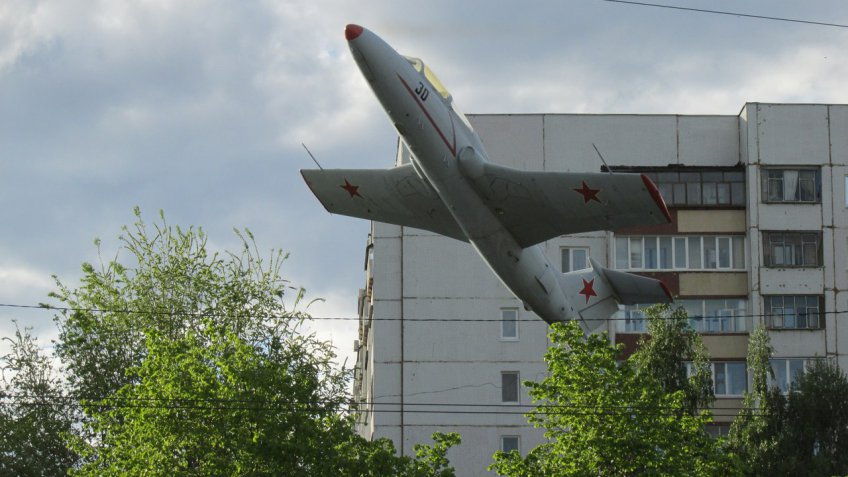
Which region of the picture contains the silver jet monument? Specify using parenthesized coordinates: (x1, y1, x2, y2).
(302, 24, 673, 333)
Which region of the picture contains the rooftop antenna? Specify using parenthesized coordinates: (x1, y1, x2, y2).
(302, 143, 324, 170)
(592, 143, 613, 175)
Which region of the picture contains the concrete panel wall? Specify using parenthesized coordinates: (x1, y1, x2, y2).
(830, 105, 848, 167)
(403, 425, 546, 477)
(678, 116, 740, 167)
(401, 298, 549, 363)
(833, 228, 848, 292)
(769, 330, 827, 357)
(756, 104, 830, 165)
(757, 205, 823, 230)
(702, 335, 748, 359)
(759, 268, 824, 294)
(470, 114, 544, 170)
(678, 272, 748, 296)
(543, 115, 679, 171)
(402, 361, 547, 426)
(831, 165, 848, 229)
(402, 234, 508, 299)
(371, 361, 402, 427)
(371, 300, 401, 363)
(677, 210, 746, 233)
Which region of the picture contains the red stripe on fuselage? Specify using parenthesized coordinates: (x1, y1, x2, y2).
(397, 74, 456, 157)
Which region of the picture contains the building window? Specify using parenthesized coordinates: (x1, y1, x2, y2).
(561, 247, 588, 272)
(686, 361, 748, 396)
(845, 175, 848, 207)
(761, 168, 821, 203)
(762, 231, 822, 267)
(689, 362, 747, 396)
(713, 362, 748, 395)
(617, 299, 747, 333)
(618, 304, 650, 332)
(706, 423, 731, 438)
(500, 436, 520, 454)
(770, 358, 816, 393)
(763, 295, 823, 330)
(615, 235, 745, 271)
(684, 298, 748, 333)
(501, 308, 518, 340)
(644, 170, 745, 207)
(501, 372, 519, 403)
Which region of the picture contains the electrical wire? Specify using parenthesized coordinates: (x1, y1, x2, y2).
(601, 0, 848, 29)
(0, 302, 840, 324)
(0, 394, 793, 418)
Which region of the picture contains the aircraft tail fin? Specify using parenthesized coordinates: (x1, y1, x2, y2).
(558, 257, 673, 334)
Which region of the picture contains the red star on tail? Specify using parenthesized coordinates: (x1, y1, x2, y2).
(340, 179, 362, 198)
(579, 278, 597, 303)
(573, 181, 601, 203)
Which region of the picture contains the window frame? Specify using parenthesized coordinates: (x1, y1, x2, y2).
(500, 307, 519, 340)
(844, 175, 848, 207)
(614, 234, 746, 271)
(769, 358, 818, 393)
(763, 295, 824, 330)
(762, 231, 823, 268)
(760, 167, 822, 204)
(500, 435, 520, 454)
(688, 361, 748, 396)
(646, 169, 746, 207)
(561, 247, 589, 273)
(618, 298, 748, 334)
(713, 361, 748, 396)
(501, 371, 520, 403)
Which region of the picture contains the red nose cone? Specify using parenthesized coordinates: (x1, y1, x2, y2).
(345, 24, 363, 41)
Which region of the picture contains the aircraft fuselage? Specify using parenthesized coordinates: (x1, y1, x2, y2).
(345, 24, 574, 323)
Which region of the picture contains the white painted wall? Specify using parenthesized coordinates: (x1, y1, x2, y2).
(356, 104, 848, 476)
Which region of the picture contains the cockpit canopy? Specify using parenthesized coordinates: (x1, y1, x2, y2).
(404, 56, 450, 100)
(404, 56, 472, 129)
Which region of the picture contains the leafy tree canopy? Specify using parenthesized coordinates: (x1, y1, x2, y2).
(490, 318, 734, 477)
(729, 327, 848, 477)
(41, 208, 458, 476)
(0, 325, 78, 477)
(630, 304, 714, 415)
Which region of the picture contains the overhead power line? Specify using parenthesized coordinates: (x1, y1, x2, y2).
(602, 0, 848, 29)
(0, 302, 841, 324)
(0, 395, 800, 418)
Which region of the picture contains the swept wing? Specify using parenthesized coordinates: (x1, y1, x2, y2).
(300, 165, 466, 241)
(466, 163, 671, 248)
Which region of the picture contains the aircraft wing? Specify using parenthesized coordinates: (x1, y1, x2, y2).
(301, 165, 467, 242)
(468, 163, 672, 248)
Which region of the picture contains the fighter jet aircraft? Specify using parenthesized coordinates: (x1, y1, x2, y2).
(301, 24, 673, 333)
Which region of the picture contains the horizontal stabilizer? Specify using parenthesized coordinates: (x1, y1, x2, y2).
(558, 258, 673, 334)
(589, 257, 674, 305)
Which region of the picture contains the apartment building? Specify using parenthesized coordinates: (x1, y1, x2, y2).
(351, 103, 848, 476)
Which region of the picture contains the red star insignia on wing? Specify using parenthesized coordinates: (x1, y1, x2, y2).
(579, 278, 597, 303)
(573, 181, 601, 203)
(340, 179, 362, 198)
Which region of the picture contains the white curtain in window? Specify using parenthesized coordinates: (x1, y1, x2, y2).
(783, 170, 799, 201)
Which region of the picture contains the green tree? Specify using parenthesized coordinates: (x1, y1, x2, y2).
(48, 209, 457, 476)
(630, 304, 714, 415)
(489, 321, 734, 477)
(727, 326, 783, 476)
(729, 327, 848, 477)
(780, 359, 848, 475)
(0, 324, 78, 476)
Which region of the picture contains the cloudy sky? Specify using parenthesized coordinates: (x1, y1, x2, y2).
(1, 0, 847, 366)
